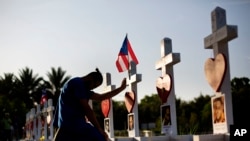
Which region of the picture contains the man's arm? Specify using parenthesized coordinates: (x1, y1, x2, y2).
(80, 99, 102, 129)
(91, 78, 127, 101)
(80, 99, 108, 140)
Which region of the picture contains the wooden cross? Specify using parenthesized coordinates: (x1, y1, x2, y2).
(155, 38, 180, 76)
(127, 61, 142, 91)
(204, 7, 237, 54)
(103, 73, 116, 93)
(102, 73, 115, 138)
(204, 6, 238, 134)
(155, 38, 180, 135)
(127, 61, 141, 137)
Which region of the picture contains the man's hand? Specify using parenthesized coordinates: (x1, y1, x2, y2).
(91, 78, 127, 101)
(120, 78, 127, 90)
(98, 128, 109, 141)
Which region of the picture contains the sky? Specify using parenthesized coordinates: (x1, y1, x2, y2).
(0, 0, 249, 103)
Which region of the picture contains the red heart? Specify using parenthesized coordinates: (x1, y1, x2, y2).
(101, 99, 111, 118)
(124, 91, 136, 113)
(204, 53, 226, 92)
(156, 75, 172, 103)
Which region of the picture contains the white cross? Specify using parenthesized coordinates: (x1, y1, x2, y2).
(127, 61, 142, 89)
(155, 37, 180, 135)
(126, 61, 141, 137)
(203, 6, 238, 134)
(102, 73, 115, 138)
(103, 73, 115, 93)
(204, 7, 237, 54)
(155, 38, 180, 76)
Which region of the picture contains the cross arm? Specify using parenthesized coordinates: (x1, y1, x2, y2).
(204, 25, 238, 49)
(155, 53, 180, 70)
(127, 74, 142, 84)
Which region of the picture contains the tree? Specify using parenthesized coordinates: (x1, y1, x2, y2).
(231, 77, 250, 125)
(192, 94, 212, 134)
(139, 94, 161, 132)
(113, 100, 129, 130)
(176, 94, 212, 134)
(16, 67, 43, 109)
(46, 67, 71, 106)
(0, 73, 17, 99)
(0, 73, 30, 139)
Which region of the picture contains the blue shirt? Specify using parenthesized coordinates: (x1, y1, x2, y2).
(54, 77, 94, 130)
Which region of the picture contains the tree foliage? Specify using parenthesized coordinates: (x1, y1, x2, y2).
(15, 67, 44, 108)
(46, 67, 71, 106)
(231, 77, 250, 125)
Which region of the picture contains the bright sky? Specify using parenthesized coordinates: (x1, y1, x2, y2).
(0, 0, 249, 102)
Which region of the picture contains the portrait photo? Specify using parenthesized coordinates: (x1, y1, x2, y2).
(212, 95, 226, 124)
(104, 118, 110, 132)
(161, 105, 171, 126)
(128, 113, 134, 130)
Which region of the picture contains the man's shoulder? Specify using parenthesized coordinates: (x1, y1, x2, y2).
(68, 77, 81, 83)
(67, 77, 85, 89)
(72, 77, 82, 80)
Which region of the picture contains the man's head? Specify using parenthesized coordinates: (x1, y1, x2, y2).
(85, 68, 103, 90)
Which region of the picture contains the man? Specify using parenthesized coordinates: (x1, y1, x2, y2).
(53, 68, 127, 141)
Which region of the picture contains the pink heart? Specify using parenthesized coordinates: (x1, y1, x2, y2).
(47, 114, 51, 125)
(124, 91, 136, 113)
(101, 99, 111, 118)
(204, 53, 226, 92)
(156, 74, 172, 103)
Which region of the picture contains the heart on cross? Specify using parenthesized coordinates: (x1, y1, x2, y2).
(101, 99, 111, 118)
(47, 114, 51, 125)
(156, 74, 172, 104)
(41, 116, 45, 127)
(124, 91, 136, 113)
(29, 122, 33, 130)
(204, 53, 227, 92)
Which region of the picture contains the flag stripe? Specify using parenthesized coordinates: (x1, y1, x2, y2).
(115, 35, 139, 72)
(116, 55, 129, 72)
(127, 38, 139, 64)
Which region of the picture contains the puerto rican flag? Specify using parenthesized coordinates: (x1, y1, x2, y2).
(115, 35, 139, 72)
(40, 89, 48, 105)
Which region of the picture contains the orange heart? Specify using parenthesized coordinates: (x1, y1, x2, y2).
(124, 91, 136, 113)
(101, 99, 111, 118)
(204, 53, 226, 92)
(156, 75, 172, 103)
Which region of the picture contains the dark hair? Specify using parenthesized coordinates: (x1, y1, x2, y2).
(213, 97, 223, 104)
(87, 68, 103, 84)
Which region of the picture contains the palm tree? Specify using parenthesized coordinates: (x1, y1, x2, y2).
(0, 73, 17, 98)
(0, 73, 18, 117)
(16, 67, 43, 109)
(46, 66, 71, 106)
